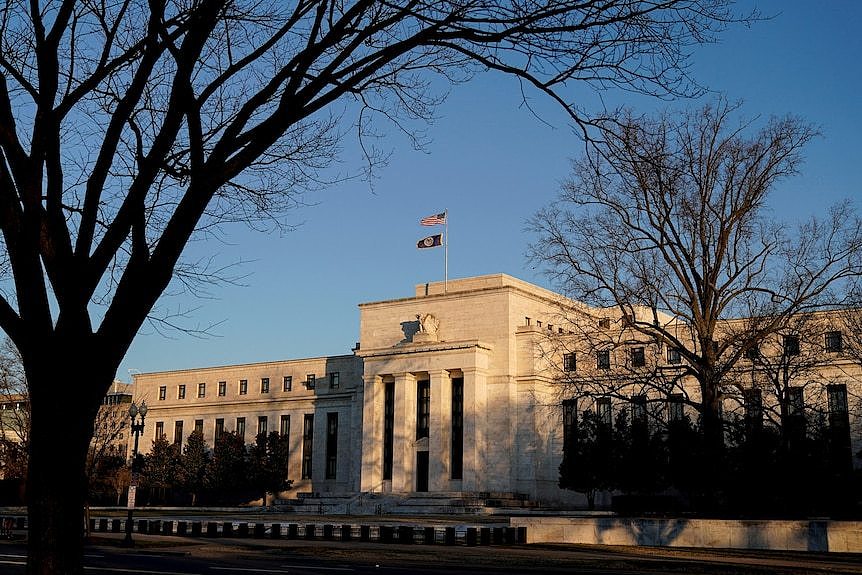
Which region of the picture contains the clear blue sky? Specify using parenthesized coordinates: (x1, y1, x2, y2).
(118, 1, 862, 380)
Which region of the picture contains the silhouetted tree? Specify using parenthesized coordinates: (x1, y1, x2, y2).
(0, 2, 755, 571)
(532, 100, 862, 499)
(559, 409, 618, 509)
(180, 430, 210, 507)
(208, 431, 247, 502)
(140, 436, 181, 505)
(248, 431, 293, 508)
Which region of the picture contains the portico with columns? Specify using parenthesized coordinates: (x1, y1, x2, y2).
(355, 274, 574, 500)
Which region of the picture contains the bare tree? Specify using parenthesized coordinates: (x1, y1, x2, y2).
(0, 339, 30, 448)
(0, 338, 27, 480)
(0, 1, 752, 571)
(530, 100, 862, 487)
(84, 393, 130, 534)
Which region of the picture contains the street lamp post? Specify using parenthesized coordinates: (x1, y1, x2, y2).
(123, 400, 147, 547)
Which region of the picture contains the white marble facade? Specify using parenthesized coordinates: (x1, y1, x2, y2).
(132, 274, 862, 504)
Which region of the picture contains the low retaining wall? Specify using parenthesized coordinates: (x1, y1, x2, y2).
(508, 516, 862, 553)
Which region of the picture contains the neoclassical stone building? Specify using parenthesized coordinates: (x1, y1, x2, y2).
(132, 274, 862, 505)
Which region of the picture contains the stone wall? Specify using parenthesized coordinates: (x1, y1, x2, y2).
(509, 516, 862, 552)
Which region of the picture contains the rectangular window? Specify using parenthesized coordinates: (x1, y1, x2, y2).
(596, 397, 612, 425)
(787, 387, 804, 416)
(305, 374, 316, 389)
(745, 345, 760, 360)
(214, 418, 224, 442)
(416, 380, 430, 439)
(177, 384, 186, 399)
(158, 386, 167, 401)
(783, 335, 800, 356)
(194, 419, 204, 435)
(598, 318, 610, 329)
(744, 388, 763, 431)
(174, 420, 184, 445)
(155, 421, 164, 439)
(562, 398, 577, 449)
(383, 381, 394, 481)
(283, 375, 292, 392)
(236, 417, 246, 442)
(631, 347, 646, 368)
(825, 331, 843, 353)
(325, 412, 338, 479)
(260, 377, 270, 394)
(597, 350, 611, 370)
(258, 416, 268, 436)
(329, 372, 340, 389)
(197, 382, 206, 398)
(451, 377, 464, 480)
(239, 379, 248, 395)
(563, 353, 577, 372)
(218, 381, 226, 397)
(828, 384, 848, 415)
(302, 414, 314, 479)
(280, 414, 290, 437)
(667, 348, 681, 364)
(631, 394, 647, 424)
(668, 394, 684, 422)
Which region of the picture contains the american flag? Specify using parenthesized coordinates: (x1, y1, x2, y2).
(420, 212, 447, 226)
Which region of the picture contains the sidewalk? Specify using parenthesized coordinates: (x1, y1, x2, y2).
(81, 529, 862, 575)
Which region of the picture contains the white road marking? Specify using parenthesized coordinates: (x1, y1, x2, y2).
(210, 568, 291, 574)
(281, 566, 353, 572)
(84, 567, 200, 575)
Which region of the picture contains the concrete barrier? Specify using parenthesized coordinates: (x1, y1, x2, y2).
(82, 517, 528, 548)
(509, 517, 862, 553)
(205, 521, 218, 537)
(465, 527, 477, 546)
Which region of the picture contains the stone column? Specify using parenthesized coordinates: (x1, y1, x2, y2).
(360, 373, 382, 492)
(461, 367, 487, 492)
(392, 372, 416, 492)
(428, 369, 451, 491)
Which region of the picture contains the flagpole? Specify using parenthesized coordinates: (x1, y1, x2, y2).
(444, 209, 448, 294)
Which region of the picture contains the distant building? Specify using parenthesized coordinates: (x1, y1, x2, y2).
(131, 274, 861, 505)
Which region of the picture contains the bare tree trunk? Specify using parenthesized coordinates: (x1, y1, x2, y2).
(26, 400, 91, 575)
(24, 342, 113, 575)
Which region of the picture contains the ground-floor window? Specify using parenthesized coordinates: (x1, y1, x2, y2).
(326, 412, 338, 479)
(451, 377, 464, 480)
(302, 413, 314, 479)
(383, 381, 394, 481)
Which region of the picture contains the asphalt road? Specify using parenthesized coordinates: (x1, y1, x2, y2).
(3, 533, 862, 575)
